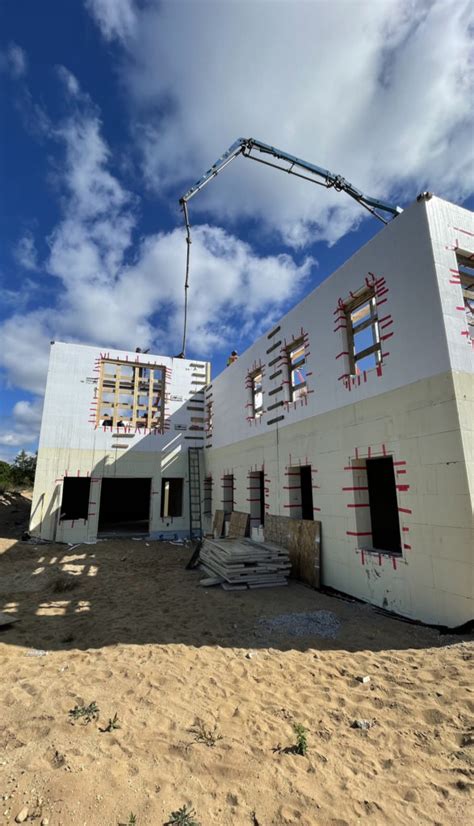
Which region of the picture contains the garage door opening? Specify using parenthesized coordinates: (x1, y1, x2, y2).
(98, 478, 152, 536)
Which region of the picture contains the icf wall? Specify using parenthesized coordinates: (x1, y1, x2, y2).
(30, 343, 210, 542)
(205, 197, 473, 627)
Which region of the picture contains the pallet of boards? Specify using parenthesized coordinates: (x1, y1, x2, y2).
(199, 537, 291, 589)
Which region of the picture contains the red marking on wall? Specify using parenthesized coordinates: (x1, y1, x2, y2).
(380, 331, 394, 342)
(347, 531, 372, 536)
(392, 557, 397, 570)
(398, 507, 412, 514)
(396, 484, 410, 492)
(402, 526, 409, 532)
(393, 460, 406, 466)
(347, 503, 370, 508)
(452, 226, 474, 237)
(403, 544, 412, 550)
(333, 323, 347, 332)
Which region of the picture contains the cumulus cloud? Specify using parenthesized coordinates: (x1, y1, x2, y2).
(87, 0, 473, 246)
(85, 0, 137, 42)
(14, 231, 39, 270)
(0, 42, 27, 78)
(0, 68, 311, 395)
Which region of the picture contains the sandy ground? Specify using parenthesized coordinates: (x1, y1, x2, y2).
(0, 494, 473, 826)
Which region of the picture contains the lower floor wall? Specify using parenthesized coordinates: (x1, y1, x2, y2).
(205, 371, 473, 627)
(30, 447, 193, 543)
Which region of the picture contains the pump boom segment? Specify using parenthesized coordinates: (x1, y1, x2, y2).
(178, 137, 403, 355)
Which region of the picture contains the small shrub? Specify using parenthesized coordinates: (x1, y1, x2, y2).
(165, 805, 200, 826)
(127, 815, 137, 826)
(53, 575, 80, 593)
(293, 723, 308, 756)
(189, 717, 223, 748)
(100, 712, 120, 733)
(68, 701, 99, 724)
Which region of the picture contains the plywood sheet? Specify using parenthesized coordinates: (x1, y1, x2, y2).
(264, 513, 321, 588)
(212, 509, 225, 538)
(228, 510, 250, 538)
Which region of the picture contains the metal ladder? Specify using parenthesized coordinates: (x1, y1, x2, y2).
(188, 447, 203, 540)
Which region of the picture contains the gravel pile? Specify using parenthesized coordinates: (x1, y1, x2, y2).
(256, 610, 341, 640)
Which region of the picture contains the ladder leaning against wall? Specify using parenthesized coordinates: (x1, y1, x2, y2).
(188, 447, 203, 540)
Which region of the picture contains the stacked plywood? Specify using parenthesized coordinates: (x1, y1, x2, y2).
(199, 537, 290, 589)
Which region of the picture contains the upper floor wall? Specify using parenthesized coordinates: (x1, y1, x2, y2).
(209, 197, 473, 452)
(38, 342, 211, 454)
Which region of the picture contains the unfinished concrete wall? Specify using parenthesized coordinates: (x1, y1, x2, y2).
(31, 343, 210, 542)
(206, 197, 473, 627)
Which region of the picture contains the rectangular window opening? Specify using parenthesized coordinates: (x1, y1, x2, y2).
(287, 465, 313, 520)
(456, 252, 474, 340)
(248, 470, 265, 527)
(366, 457, 402, 555)
(345, 290, 381, 375)
(287, 340, 307, 401)
(60, 477, 91, 521)
(222, 474, 234, 516)
(203, 477, 213, 515)
(96, 357, 166, 430)
(160, 478, 184, 518)
(251, 370, 263, 418)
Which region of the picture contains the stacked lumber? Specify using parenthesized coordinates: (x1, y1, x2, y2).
(199, 537, 290, 590)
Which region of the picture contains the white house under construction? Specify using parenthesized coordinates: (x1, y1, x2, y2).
(30, 195, 474, 628)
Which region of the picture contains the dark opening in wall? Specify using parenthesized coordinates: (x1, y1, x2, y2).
(222, 474, 234, 515)
(249, 470, 265, 527)
(161, 478, 183, 518)
(98, 477, 151, 534)
(60, 477, 91, 521)
(300, 465, 314, 520)
(366, 457, 402, 554)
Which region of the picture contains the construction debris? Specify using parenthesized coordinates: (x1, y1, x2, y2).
(199, 537, 290, 589)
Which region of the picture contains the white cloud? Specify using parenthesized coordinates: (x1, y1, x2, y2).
(0, 69, 311, 395)
(89, 0, 473, 246)
(13, 399, 44, 427)
(14, 231, 38, 270)
(85, 0, 137, 41)
(0, 42, 27, 78)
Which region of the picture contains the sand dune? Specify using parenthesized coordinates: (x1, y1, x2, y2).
(0, 505, 473, 825)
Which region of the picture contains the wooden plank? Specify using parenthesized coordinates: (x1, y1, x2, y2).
(264, 513, 321, 589)
(212, 509, 225, 538)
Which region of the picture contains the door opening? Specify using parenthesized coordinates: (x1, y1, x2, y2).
(300, 465, 314, 520)
(98, 477, 151, 535)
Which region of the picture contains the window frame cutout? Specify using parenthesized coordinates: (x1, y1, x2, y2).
(287, 339, 307, 402)
(60, 477, 91, 522)
(456, 251, 474, 341)
(96, 357, 166, 430)
(250, 369, 264, 418)
(160, 477, 184, 518)
(345, 289, 381, 375)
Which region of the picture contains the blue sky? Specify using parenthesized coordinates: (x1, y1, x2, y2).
(0, 0, 473, 461)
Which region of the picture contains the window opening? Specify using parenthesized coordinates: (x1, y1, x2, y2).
(287, 465, 313, 520)
(203, 477, 213, 515)
(60, 477, 91, 521)
(98, 477, 151, 534)
(206, 400, 213, 436)
(222, 474, 234, 516)
(96, 358, 166, 430)
(457, 252, 474, 340)
(287, 340, 307, 401)
(251, 370, 263, 417)
(345, 290, 381, 374)
(161, 478, 184, 518)
(248, 470, 265, 527)
(366, 457, 401, 554)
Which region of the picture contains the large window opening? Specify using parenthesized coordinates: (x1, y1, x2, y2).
(366, 457, 401, 554)
(250, 370, 263, 418)
(456, 252, 474, 340)
(345, 290, 381, 374)
(160, 478, 184, 518)
(96, 358, 166, 430)
(248, 470, 265, 527)
(60, 477, 91, 521)
(287, 340, 307, 401)
(287, 465, 313, 520)
(98, 477, 151, 535)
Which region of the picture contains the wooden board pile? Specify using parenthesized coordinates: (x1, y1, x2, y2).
(199, 537, 291, 590)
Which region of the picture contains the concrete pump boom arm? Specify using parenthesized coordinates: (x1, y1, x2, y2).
(179, 137, 403, 222)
